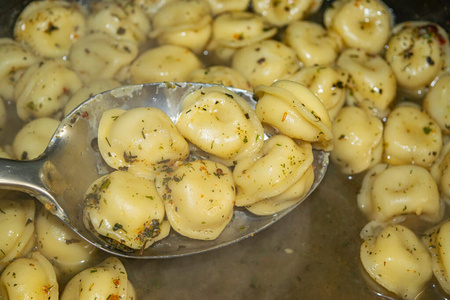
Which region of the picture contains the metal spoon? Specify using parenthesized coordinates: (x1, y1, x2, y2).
(0, 82, 329, 259)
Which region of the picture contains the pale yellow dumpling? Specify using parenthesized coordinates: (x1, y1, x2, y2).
(0, 252, 59, 300)
(324, 0, 393, 54)
(188, 66, 252, 91)
(357, 163, 443, 223)
(336, 48, 397, 119)
(176, 85, 264, 165)
(430, 141, 450, 205)
(331, 106, 383, 175)
(231, 40, 300, 87)
(383, 103, 442, 168)
(206, 0, 250, 14)
(0, 198, 35, 272)
(360, 224, 432, 300)
(233, 135, 313, 207)
(83, 170, 170, 250)
(252, 0, 322, 26)
(98, 107, 189, 179)
(254, 80, 332, 150)
(15, 59, 83, 121)
(13, 0, 86, 58)
(36, 209, 97, 277)
(423, 73, 450, 135)
(155, 159, 235, 240)
(385, 21, 450, 95)
(61, 257, 136, 300)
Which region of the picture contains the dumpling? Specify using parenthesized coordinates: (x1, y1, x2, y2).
(245, 164, 314, 216)
(176, 85, 264, 165)
(0, 252, 59, 300)
(206, 11, 277, 63)
(430, 141, 450, 205)
(0, 38, 38, 101)
(331, 106, 383, 175)
(13, 0, 86, 58)
(87, 0, 150, 44)
(188, 66, 252, 91)
(129, 45, 202, 84)
(155, 159, 235, 240)
(0, 198, 35, 272)
(383, 103, 442, 168)
(357, 163, 443, 223)
(69, 33, 139, 84)
(252, 0, 323, 27)
(15, 59, 83, 121)
(149, 0, 212, 53)
(422, 220, 450, 295)
(231, 40, 300, 87)
(83, 170, 170, 251)
(134, 0, 174, 16)
(60, 257, 136, 300)
(12, 117, 60, 160)
(283, 21, 342, 67)
(64, 79, 122, 116)
(254, 80, 333, 150)
(336, 48, 397, 119)
(233, 135, 313, 207)
(36, 209, 97, 277)
(98, 107, 189, 179)
(324, 0, 393, 54)
(360, 223, 432, 300)
(423, 73, 450, 135)
(385, 21, 450, 95)
(289, 66, 347, 120)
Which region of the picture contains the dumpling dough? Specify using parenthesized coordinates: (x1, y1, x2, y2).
(0, 252, 59, 300)
(430, 141, 450, 205)
(12, 117, 60, 160)
(13, 0, 86, 58)
(252, 0, 323, 26)
(383, 103, 442, 168)
(98, 107, 189, 179)
(422, 220, 450, 295)
(336, 48, 397, 119)
(60, 257, 136, 300)
(324, 0, 393, 54)
(360, 224, 432, 300)
(188, 66, 252, 91)
(206, 0, 250, 14)
(83, 170, 170, 250)
(149, 0, 212, 53)
(331, 106, 383, 175)
(36, 209, 97, 276)
(246, 164, 314, 216)
(289, 66, 347, 120)
(87, 0, 150, 44)
(423, 73, 450, 135)
(176, 85, 264, 165)
(15, 59, 83, 121)
(233, 135, 313, 207)
(357, 163, 443, 223)
(206, 11, 277, 63)
(283, 21, 341, 67)
(385, 21, 450, 95)
(129, 45, 202, 84)
(0, 38, 38, 101)
(64, 79, 121, 116)
(231, 40, 300, 87)
(254, 80, 333, 150)
(0, 198, 35, 272)
(155, 159, 235, 240)
(69, 33, 139, 84)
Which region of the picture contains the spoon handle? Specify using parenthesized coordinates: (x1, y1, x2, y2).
(0, 157, 67, 221)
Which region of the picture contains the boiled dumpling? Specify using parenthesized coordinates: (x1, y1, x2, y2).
(98, 107, 189, 179)
(155, 159, 235, 240)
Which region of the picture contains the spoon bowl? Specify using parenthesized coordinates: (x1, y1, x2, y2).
(0, 82, 329, 259)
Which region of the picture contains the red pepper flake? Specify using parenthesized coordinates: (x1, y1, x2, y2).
(82, 111, 89, 119)
(282, 112, 288, 122)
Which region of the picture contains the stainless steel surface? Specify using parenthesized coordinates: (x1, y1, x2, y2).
(0, 82, 329, 259)
(0, 0, 449, 298)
